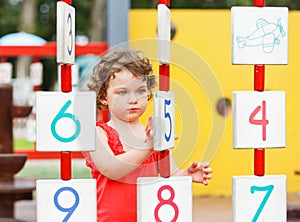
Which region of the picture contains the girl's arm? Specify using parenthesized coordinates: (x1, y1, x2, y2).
(170, 154, 212, 185)
(89, 127, 153, 180)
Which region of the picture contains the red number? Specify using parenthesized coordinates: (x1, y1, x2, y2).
(249, 100, 269, 141)
(154, 185, 179, 222)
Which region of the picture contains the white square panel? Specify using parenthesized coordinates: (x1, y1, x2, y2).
(137, 176, 192, 222)
(232, 6, 288, 64)
(232, 175, 286, 222)
(158, 4, 170, 64)
(57, 1, 75, 64)
(154, 91, 175, 151)
(233, 91, 285, 148)
(36, 91, 96, 152)
(37, 179, 97, 222)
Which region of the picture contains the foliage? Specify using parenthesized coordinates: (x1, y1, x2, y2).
(1, 0, 300, 40)
(0, 1, 20, 37)
(0, 0, 93, 41)
(131, 0, 300, 9)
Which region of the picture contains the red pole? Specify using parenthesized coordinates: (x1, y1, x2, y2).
(59, 0, 72, 180)
(254, 0, 265, 177)
(159, 65, 170, 91)
(61, 151, 72, 180)
(254, 0, 264, 7)
(254, 65, 264, 91)
(158, 0, 171, 178)
(61, 64, 72, 92)
(158, 0, 170, 7)
(159, 64, 171, 178)
(61, 0, 72, 4)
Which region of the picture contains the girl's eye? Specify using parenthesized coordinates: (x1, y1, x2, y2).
(137, 89, 147, 94)
(118, 90, 127, 95)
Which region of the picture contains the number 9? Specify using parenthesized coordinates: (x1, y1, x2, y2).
(54, 186, 79, 222)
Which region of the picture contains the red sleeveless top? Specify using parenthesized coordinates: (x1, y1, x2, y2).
(85, 121, 158, 222)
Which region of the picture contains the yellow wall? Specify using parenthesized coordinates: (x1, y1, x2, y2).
(129, 9, 300, 196)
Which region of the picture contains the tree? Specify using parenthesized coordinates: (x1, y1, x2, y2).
(18, 0, 37, 33)
(17, 0, 38, 79)
(89, 0, 105, 41)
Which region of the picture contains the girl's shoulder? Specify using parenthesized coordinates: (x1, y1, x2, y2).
(96, 120, 118, 136)
(96, 120, 124, 155)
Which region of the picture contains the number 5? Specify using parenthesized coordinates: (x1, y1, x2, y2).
(164, 99, 172, 142)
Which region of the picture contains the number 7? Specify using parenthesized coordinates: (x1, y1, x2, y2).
(250, 185, 274, 222)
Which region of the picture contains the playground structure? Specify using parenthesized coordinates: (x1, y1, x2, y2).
(0, 35, 107, 222)
(1, 0, 300, 221)
(130, 8, 300, 197)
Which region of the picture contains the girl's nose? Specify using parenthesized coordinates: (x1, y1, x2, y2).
(128, 93, 138, 104)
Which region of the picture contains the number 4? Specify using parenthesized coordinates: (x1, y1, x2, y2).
(249, 100, 269, 141)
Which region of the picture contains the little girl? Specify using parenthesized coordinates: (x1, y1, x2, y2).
(86, 48, 212, 221)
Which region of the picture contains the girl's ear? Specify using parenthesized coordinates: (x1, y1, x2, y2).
(100, 99, 108, 106)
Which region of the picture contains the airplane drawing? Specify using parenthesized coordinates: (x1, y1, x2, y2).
(236, 18, 286, 53)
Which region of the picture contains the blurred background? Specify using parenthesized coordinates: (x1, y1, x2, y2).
(0, 0, 299, 197)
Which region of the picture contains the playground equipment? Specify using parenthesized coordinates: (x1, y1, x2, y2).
(34, 1, 102, 221)
(232, 0, 288, 221)
(0, 4, 107, 221)
(136, 1, 196, 221)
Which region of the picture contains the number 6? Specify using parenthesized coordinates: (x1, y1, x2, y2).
(51, 100, 81, 143)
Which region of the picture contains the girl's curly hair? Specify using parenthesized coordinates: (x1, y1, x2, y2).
(88, 48, 156, 110)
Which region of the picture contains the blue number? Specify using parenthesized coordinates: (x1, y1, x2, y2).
(164, 99, 172, 142)
(54, 187, 79, 222)
(250, 185, 274, 222)
(51, 100, 81, 142)
(67, 13, 73, 56)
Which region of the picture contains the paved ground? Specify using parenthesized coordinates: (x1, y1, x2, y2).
(12, 194, 300, 222)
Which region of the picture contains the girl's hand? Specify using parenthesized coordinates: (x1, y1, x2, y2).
(145, 116, 154, 148)
(186, 161, 213, 185)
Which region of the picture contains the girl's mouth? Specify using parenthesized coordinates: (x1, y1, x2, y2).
(129, 108, 139, 112)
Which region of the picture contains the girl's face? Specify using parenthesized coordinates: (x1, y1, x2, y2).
(104, 69, 148, 123)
